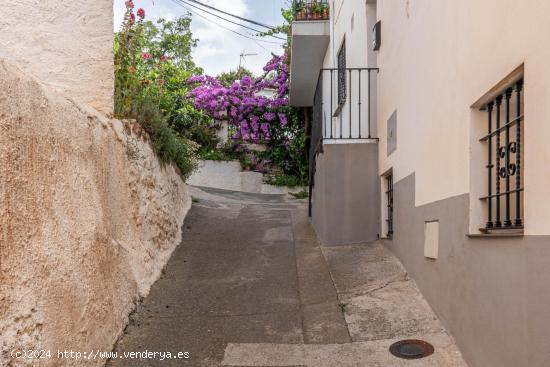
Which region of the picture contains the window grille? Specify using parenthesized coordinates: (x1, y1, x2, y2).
(385, 173, 394, 237)
(337, 41, 346, 106)
(479, 79, 524, 230)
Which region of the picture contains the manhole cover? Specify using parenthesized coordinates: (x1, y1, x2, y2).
(389, 339, 435, 359)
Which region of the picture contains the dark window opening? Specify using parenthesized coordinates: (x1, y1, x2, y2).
(479, 79, 524, 231)
(337, 40, 346, 106)
(385, 173, 394, 238)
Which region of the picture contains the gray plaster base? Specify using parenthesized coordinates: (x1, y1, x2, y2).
(384, 173, 550, 367)
(311, 143, 380, 245)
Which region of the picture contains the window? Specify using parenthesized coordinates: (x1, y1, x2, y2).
(384, 173, 394, 238)
(337, 40, 346, 106)
(479, 79, 524, 231)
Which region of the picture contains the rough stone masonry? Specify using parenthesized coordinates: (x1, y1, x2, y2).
(0, 59, 191, 366)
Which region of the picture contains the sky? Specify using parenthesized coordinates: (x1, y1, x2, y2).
(114, 0, 287, 76)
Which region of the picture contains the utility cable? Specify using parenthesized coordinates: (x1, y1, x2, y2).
(185, 0, 277, 30)
(170, 0, 285, 45)
(174, 0, 286, 41)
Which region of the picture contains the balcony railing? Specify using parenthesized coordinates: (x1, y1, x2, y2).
(312, 68, 378, 146)
(293, 0, 330, 21)
(308, 68, 378, 213)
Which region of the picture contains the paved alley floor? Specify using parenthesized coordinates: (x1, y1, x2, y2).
(108, 187, 467, 367)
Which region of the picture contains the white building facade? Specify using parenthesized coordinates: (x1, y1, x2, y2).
(290, 1, 550, 366)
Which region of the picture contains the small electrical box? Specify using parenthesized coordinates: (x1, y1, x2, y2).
(373, 21, 381, 51)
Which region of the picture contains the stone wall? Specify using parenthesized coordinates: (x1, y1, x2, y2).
(0, 60, 190, 366)
(0, 0, 114, 114)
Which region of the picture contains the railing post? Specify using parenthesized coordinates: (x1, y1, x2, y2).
(486, 102, 494, 229)
(504, 88, 513, 227)
(514, 80, 523, 227)
(349, 69, 352, 139)
(494, 95, 503, 228)
(368, 69, 372, 139)
(358, 69, 362, 139)
(330, 69, 333, 138)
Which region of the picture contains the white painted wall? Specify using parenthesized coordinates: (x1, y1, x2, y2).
(188, 160, 305, 195)
(0, 0, 114, 114)
(376, 0, 550, 235)
(320, 0, 378, 140)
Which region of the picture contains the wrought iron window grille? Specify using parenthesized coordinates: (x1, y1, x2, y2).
(479, 79, 524, 231)
(385, 173, 394, 238)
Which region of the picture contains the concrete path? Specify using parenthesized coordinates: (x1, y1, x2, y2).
(108, 187, 467, 367)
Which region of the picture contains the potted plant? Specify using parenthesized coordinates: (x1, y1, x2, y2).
(312, 1, 321, 20)
(294, 0, 305, 20)
(321, 3, 329, 19)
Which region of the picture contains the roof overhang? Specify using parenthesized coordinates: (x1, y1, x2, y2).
(289, 20, 330, 107)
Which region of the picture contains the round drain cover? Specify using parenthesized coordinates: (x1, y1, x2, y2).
(389, 339, 434, 359)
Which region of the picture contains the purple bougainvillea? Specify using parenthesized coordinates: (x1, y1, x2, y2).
(187, 54, 289, 142)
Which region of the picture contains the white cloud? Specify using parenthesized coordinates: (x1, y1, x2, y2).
(114, 0, 285, 76)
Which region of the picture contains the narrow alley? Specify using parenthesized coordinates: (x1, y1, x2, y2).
(108, 187, 466, 367)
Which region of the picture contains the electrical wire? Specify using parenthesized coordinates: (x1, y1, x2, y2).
(176, 0, 273, 36)
(185, 0, 277, 30)
(173, 0, 286, 41)
(170, 0, 285, 46)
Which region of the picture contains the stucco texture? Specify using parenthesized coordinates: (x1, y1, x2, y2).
(376, 0, 550, 234)
(0, 0, 114, 114)
(385, 173, 550, 367)
(0, 60, 190, 366)
(311, 143, 380, 245)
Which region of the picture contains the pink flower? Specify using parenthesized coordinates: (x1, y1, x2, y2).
(160, 55, 167, 62)
(125, 0, 134, 9)
(142, 52, 152, 60)
(137, 8, 145, 19)
(278, 113, 288, 125)
(130, 13, 136, 22)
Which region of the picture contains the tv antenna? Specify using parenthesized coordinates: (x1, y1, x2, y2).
(239, 51, 257, 69)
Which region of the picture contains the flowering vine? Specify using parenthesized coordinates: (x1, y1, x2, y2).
(187, 54, 290, 142)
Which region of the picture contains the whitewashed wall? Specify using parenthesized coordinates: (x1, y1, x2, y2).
(0, 0, 114, 114)
(320, 0, 378, 140)
(376, 0, 550, 235)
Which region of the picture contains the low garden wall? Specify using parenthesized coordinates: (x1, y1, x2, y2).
(188, 160, 305, 195)
(0, 60, 191, 366)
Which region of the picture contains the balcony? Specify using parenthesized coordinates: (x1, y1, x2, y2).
(308, 67, 378, 205)
(307, 68, 380, 242)
(293, 0, 330, 21)
(289, 1, 330, 106)
(310, 68, 379, 152)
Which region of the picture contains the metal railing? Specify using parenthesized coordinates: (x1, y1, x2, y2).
(385, 173, 394, 238)
(313, 68, 379, 144)
(479, 79, 524, 231)
(293, 0, 330, 21)
(308, 67, 379, 216)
